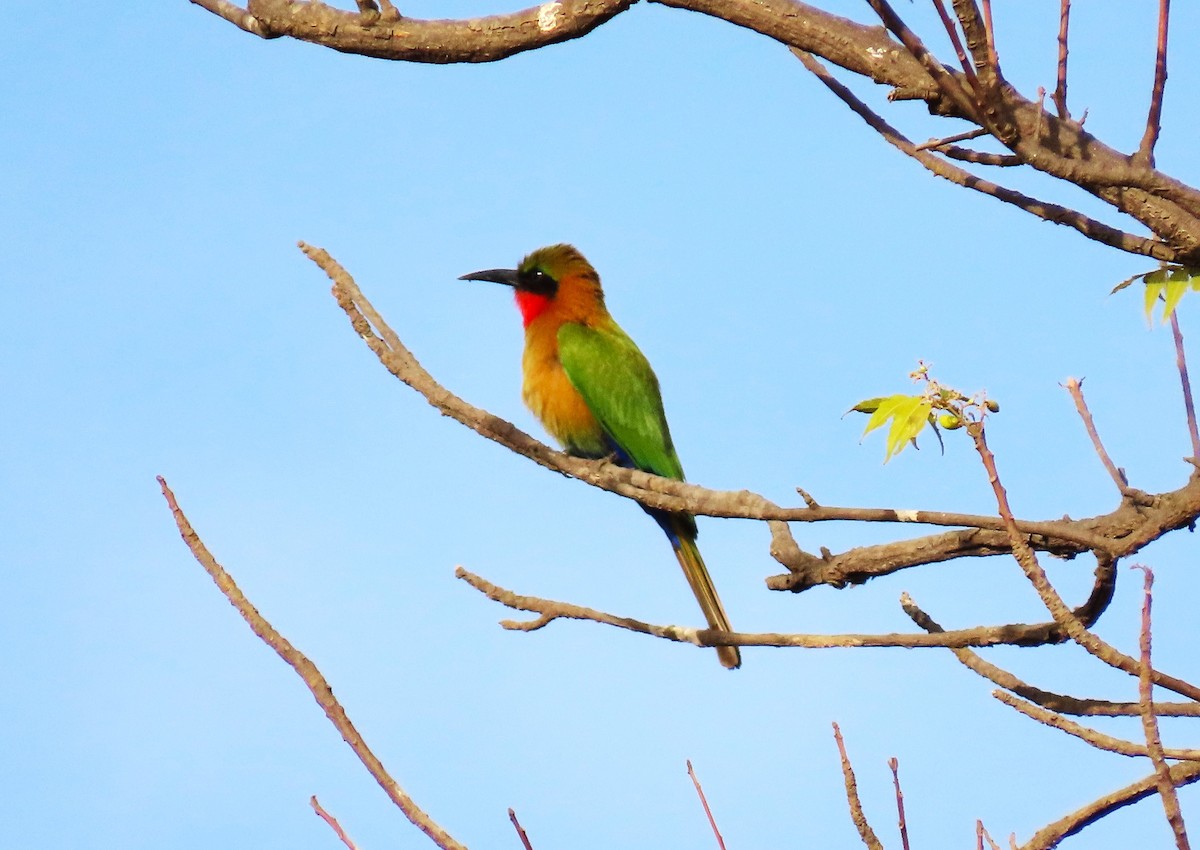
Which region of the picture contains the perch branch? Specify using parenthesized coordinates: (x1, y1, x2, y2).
(300, 242, 1200, 598)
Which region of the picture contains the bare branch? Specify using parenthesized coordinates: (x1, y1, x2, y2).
(1053, 0, 1071, 118)
(457, 565, 1129, 651)
(1136, 0, 1171, 166)
(1132, 565, 1192, 849)
(790, 50, 1176, 262)
(993, 691, 1200, 761)
(866, 0, 979, 120)
(904, 576, 1200, 717)
(1062, 376, 1142, 499)
(890, 758, 910, 850)
(938, 146, 1021, 167)
(913, 127, 985, 152)
(1020, 762, 1200, 850)
(968, 423, 1200, 702)
(508, 809, 534, 850)
(234, 0, 636, 63)
(833, 724, 885, 850)
(1170, 312, 1200, 461)
(188, 0, 275, 37)
(311, 797, 361, 850)
(158, 477, 468, 850)
(687, 761, 727, 850)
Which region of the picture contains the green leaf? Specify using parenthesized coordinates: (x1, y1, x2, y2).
(1162, 268, 1191, 321)
(1144, 277, 1165, 322)
(860, 395, 906, 437)
(884, 396, 932, 462)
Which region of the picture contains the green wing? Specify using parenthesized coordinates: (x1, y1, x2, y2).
(557, 321, 686, 481)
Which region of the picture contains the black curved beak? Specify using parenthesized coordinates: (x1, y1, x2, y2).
(459, 268, 519, 287)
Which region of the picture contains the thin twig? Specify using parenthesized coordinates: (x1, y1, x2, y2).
(1136, 0, 1171, 165)
(978, 822, 1002, 850)
(1053, 0, 1071, 118)
(157, 477, 468, 850)
(890, 758, 910, 850)
(833, 724, 884, 850)
(1132, 565, 1192, 849)
(1062, 377, 1140, 497)
(913, 127, 987, 151)
(311, 797, 361, 850)
(993, 691, 1200, 760)
(687, 761, 727, 850)
(930, 0, 976, 86)
(508, 808, 534, 850)
(967, 424, 1200, 702)
(1169, 311, 1200, 460)
(909, 597, 1200, 717)
(937, 147, 1021, 166)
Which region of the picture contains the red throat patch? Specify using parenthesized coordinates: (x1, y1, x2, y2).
(515, 290, 552, 328)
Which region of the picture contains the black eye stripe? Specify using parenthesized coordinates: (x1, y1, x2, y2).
(518, 268, 558, 296)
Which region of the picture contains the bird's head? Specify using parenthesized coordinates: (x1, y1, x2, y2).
(460, 244, 604, 328)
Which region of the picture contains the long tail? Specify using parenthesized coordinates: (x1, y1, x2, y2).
(672, 533, 741, 670)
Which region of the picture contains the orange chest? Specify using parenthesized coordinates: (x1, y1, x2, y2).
(520, 323, 606, 454)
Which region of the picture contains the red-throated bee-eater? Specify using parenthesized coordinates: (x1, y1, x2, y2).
(461, 244, 740, 669)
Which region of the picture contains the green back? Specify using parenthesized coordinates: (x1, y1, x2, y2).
(557, 321, 685, 482)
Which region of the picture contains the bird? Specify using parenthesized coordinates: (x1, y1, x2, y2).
(460, 244, 740, 669)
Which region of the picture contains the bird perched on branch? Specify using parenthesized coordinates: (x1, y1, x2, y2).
(460, 244, 740, 669)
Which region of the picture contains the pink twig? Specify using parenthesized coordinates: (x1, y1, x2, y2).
(930, 0, 976, 84)
(1169, 312, 1200, 461)
(890, 758, 910, 850)
(1053, 0, 1071, 117)
(687, 760, 727, 850)
(508, 808, 535, 850)
(311, 796, 360, 850)
(1137, 0, 1171, 164)
(1062, 377, 1133, 496)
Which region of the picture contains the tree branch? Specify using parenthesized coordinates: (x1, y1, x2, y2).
(456, 563, 1122, 652)
(158, 476, 468, 850)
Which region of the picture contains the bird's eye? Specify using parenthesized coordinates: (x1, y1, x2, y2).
(521, 268, 557, 295)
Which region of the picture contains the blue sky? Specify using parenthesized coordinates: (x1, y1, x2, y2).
(5, 2, 1200, 847)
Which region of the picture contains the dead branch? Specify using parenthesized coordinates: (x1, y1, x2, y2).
(833, 724, 885, 850)
(158, 477, 467, 850)
(1132, 565, 1192, 848)
(456, 565, 1123, 652)
(993, 691, 1200, 760)
(1020, 762, 1200, 850)
(687, 761, 727, 850)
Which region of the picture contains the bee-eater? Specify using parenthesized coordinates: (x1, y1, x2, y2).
(461, 244, 740, 669)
